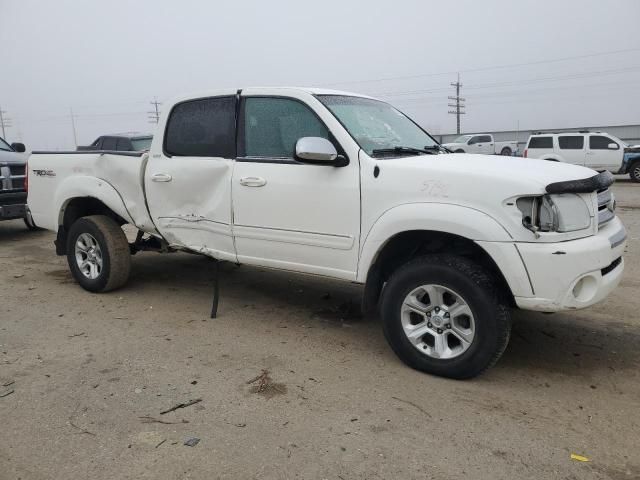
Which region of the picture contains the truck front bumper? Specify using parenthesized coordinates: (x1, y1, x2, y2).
(0, 192, 27, 221)
(513, 217, 626, 312)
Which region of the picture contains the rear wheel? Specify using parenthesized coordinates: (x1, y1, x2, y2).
(454, 149, 465, 153)
(66, 215, 131, 292)
(500, 147, 512, 156)
(629, 161, 640, 183)
(380, 254, 511, 379)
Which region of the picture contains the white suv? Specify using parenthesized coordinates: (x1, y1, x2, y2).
(523, 132, 634, 177)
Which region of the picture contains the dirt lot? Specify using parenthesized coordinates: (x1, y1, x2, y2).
(1, 179, 639, 480)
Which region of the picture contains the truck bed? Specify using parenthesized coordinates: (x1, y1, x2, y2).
(27, 150, 156, 233)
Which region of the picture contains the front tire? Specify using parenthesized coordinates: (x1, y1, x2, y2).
(380, 254, 511, 379)
(629, 161, 640, 183)
(66, 215, 131, 292)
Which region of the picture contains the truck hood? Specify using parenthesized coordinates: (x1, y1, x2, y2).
(363, 152, 604, 242)
(383, 153, 598, 194)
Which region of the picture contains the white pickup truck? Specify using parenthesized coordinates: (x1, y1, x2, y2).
(27, 87, 626, 379)
(443, 134, 518, 156)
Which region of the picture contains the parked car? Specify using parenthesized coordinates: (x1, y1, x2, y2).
(442, 134, 518, 156)
(524, 131, 640, 181)
(0, 136, 37, 229)
(27, 87, 626, 379)
(77, 133, 153, 152)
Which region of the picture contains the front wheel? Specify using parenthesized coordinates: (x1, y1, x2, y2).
(66, 215, 131, 292)
(380, 254, 511, 379)
(629, 161, 640, 183)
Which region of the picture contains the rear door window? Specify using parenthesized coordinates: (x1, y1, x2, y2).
(478, 135, 492, 143)
(528, 136, 553, 149)
(558, 136, 584, 149)
(164, 96, 236, 158)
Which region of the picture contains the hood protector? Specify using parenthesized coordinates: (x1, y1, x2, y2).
(545, 171, 614, 194)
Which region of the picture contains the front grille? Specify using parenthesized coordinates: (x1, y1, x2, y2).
(0, 164, 26, 192)
(597, 188, 615, 227)
(601, 257, 622, 276)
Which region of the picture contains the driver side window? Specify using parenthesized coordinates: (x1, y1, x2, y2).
(240, 97, 329, 159)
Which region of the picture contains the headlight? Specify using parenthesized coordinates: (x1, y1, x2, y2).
(516, 193, 591, 233)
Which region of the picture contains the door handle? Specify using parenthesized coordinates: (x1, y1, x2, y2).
(151, 173, 172, 182)
(239, 176, 267, 187)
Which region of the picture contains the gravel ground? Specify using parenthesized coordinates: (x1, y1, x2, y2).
(1, 179, 639, 480)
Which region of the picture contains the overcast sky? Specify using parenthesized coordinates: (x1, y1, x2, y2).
(1, 0, 639, 149)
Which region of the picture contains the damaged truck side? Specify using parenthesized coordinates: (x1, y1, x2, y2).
(27, 87, 627, 379)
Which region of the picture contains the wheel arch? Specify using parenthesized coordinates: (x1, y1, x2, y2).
(54, 177, 133, 255)
(358, 203, 520, 314)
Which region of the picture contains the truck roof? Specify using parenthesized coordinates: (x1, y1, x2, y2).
(169, 87, 378, 105)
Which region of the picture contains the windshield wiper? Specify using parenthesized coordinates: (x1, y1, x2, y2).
(371, 146, 437, 157)
(423, 145, 452, 153)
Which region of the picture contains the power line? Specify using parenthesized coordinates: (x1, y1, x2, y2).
(320, 47, 640, 87)
(448, 73, 465, 134)
(0, 106, 13, 138)
(70, 108, 78, 147)
(373, 65, 640, 98)
(148, 97, 161, 124)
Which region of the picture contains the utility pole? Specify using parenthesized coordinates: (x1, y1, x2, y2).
(448, 73, 466, 134)
(148, 97, 162, 124)
(70, 107, 78, 148)
(0, 106, 12, 138)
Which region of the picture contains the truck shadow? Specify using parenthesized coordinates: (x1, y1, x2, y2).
(499, 309, 640, 377)
(127, 253, 640, 379)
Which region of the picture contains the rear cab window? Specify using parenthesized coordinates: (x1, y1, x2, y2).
(558, 136, 584, 150)
(116, 138, 132, 151)
(164, 96, 236, 158)
(101, 137, 117, 150)
(528, 136, 554, 149)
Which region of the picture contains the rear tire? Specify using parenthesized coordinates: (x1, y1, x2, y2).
(66, 215, 131, 292)
(629, 161, 640, 183)
(380, 254, 511, 379)
(454, 149, 465, 153)
(500, 147, 512, 156)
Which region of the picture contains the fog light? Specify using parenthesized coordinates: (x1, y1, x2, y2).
(572, 275, 598, 303)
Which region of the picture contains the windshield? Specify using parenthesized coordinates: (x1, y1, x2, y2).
(317, 95, 439, 156)
(452, 135, 472, 144)
(0, 136, 12, 152)
(131, 136, 152, 151)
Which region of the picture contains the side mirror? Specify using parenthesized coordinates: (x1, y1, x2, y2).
(11, 142, 26, 153)
(295, 137, 341, 165)
(608, 143, 618, 150)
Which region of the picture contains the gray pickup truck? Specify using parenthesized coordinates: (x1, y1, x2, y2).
(0, 136, 36, 229)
